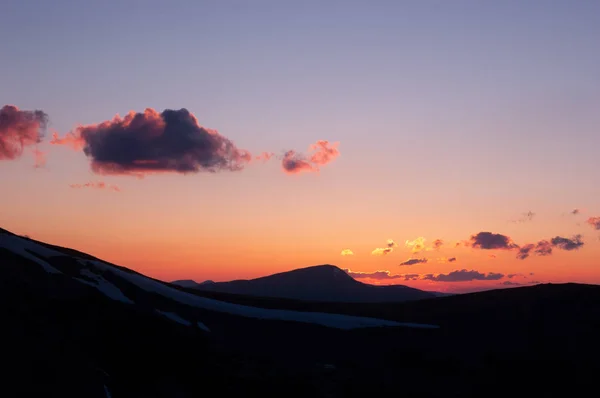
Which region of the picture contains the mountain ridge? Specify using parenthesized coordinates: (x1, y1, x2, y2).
(172, 263, 437, 303)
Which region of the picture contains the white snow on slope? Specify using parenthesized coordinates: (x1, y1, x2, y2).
(76, 268, 134, 304)
(0, 234, 62, 274)
(87, 260, 439, 330)
(156, 310, 192, 326)
(197, 321, 211, 332)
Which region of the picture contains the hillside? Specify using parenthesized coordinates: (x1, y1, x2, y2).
(1, 226, 599, 397)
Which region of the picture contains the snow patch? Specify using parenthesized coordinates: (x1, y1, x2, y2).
(76, 268, 134, 304)
(156, 310, 192, 326)
(0, 234, 62, 274)
(87, 260, 439, 330)
(197, 321, 211, 332)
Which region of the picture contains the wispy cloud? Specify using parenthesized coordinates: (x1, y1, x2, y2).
(511, 210, 535, 223)
(586, 217, 600, 230)
(69, 181, 121, 192)
(343, 269, 409, 280)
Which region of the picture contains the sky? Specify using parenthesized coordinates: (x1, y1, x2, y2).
(1, 0, 599, 293)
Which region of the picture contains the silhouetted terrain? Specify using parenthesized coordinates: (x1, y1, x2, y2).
(173, 264, 436, 302)
(1, 226, 599, 397)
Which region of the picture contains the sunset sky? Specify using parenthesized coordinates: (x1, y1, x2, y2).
(1, 0, 599, 293)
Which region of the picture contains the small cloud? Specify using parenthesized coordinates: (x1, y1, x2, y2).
(432, 239, 444, 250)
(511, 210, 535, 223)
(405, 237, 426, 253)
(0, 105, 49, 161)
(371, 247, 393, 256)
(69, 181, 121, 192)
(340, 249, 354, 256)
(421, 269, 504, 282)
(489, 254, 497, 258)
(255, 152, 274, 162)
(586, 217, 600, 230)
(468, 232, 518, 250)
(437, 257, 457, 264)
(386, 239, 398, 248)
(551, 235, 584, 251)
(571, 208, 581, 215)
(282, 140, 340, 174)
(501, 281, 521, 286)
(399, 258, 428, 266)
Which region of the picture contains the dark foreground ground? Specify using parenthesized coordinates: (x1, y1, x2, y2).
(1, 231, 599, 397)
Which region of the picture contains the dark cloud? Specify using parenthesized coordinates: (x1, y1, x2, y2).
(586, 217, 600, 230)
(501, 281, 521, 286)
(386, 239, 398, 248)
(571, 208, 580, 215)
(282, 140, 340, 174)
(468, 232, 518, 250)
(51, 108, 252, 176)
(448, 257, 457, 262)
(551, 235, 584, 251)
(0, 105, 48, 161)
(422, 269, 504, 282)
(515, 239, 556, 260)
(399, 258, 428, 266)
(516, 244, 535, 260)
(534, 240, 553, 256)
(432, 239, 444, 249)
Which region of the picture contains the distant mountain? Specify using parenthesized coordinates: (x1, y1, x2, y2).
(173, 264, 436, 303)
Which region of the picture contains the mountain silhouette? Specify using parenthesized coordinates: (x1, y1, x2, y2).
(172, 264, 436, 302)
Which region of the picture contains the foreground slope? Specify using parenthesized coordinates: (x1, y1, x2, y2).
(2, 226, 600, 397)
(174, 264, 436, 302)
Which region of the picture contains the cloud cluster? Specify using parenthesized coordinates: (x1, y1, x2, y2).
(282, 140, 340, 174)
(371, 238, 397, 256)
(344, 268, 505, 283)
(421, 269, 504, 282)
(0, 105, 48, 161)
(467, 231, 585, 260)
